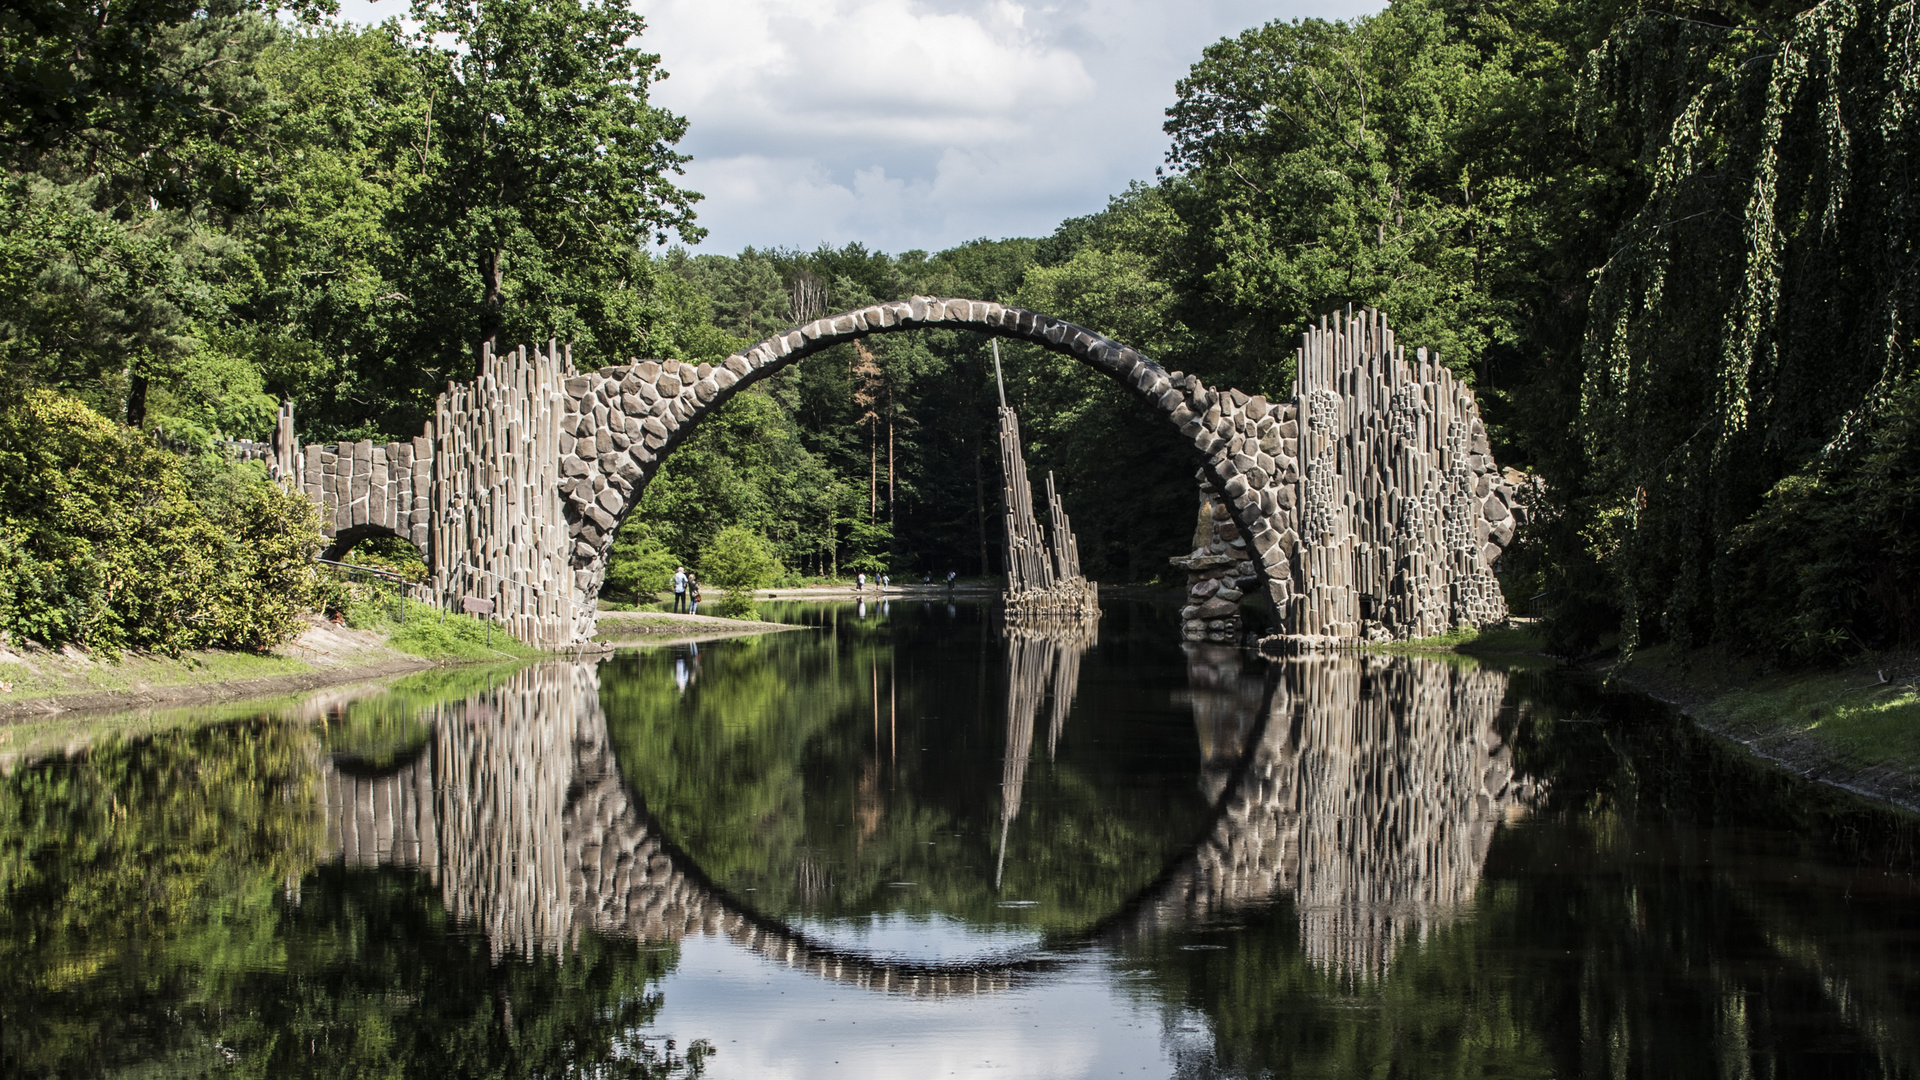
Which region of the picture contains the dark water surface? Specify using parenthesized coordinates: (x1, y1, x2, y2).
(5, 600, 1920, 1078)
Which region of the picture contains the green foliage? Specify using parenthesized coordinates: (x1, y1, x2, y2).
(338, 533, 428, 582)
(1723, 380, 1920, 662)
(630, 387, 837, 572)
(1159, 0, 1620, 391)
(390, 0, 703, 381)
(604, 524, 682, 600)
(1567, 0, 1920, 658)
(0, 0, 333, 166)
(700, 525, 780, 618)
(0, 390, 322, 654)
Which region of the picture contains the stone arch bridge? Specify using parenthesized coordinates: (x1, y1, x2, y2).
(320, 650, 1538, 991)
(269, 299, 1519, 646)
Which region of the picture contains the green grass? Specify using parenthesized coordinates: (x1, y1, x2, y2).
(1622, 642, 1920, 777)
(345, 596, 543, 661)
(1356, 621, 1550, 658)
(1701, 665, 1920, 770)
(0, 648, 315, 702)
(1457, 623, 1549, 657)
(1362, 624, 1484, 652)
(1416, 625, 1483, 648)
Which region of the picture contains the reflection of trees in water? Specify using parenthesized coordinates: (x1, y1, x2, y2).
(323, 662, 1032, 995)
(996, 616, 1099, 887)
(325, 663, 684, 960)
(1137, 653, 1543, 981)
(326, 651, 1541, 986)
(2, 711, 700, 1078)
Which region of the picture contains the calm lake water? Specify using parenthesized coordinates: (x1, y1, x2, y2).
(5, 600, 1920, 1078)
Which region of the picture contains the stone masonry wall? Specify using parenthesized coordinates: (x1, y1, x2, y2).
(272, 298, 1515, 647)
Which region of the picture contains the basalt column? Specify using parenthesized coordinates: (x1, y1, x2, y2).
(432, 342, 584, 646)
(1167, 308, 1519, 649)
(993, 345, 1099, 622)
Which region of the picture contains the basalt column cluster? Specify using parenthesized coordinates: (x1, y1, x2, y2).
(267, 341, 583, 646)
(431, 341, 582, 645)
(1280, 311, 1516, 646)
(1167, 309, 1521, 648)
(993, 356, 1099, 622)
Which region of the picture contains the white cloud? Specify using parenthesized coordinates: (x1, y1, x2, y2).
(336, 0, 1387, 254)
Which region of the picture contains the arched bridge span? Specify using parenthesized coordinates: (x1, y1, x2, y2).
(270, 299, 1518, 646)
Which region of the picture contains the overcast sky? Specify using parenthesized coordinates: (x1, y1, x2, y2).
(339, 0, 1383, 256)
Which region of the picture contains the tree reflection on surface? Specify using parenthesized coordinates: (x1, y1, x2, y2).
(6, 602, 1920, 1079)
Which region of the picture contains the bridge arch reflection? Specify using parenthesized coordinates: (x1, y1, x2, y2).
(322, 647, 1540, 992)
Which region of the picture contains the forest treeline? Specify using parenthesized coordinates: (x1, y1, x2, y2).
(0, 0, 1913, 662)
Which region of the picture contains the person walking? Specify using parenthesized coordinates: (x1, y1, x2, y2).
(688, 572, 702, 615)
(671, 566, 688, 613)
(857, 571, 866, 593)
(880, 573, 889, 590)
(946, 569, 957, 595)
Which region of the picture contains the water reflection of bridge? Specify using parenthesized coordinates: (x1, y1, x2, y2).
(1127, 648, 1540, 978)
(322, 646, 1538, 993)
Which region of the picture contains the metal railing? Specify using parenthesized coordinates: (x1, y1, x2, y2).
(315, 557, 427, 622)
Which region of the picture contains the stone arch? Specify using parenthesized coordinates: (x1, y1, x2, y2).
(269, 299, 1517, 646)
(556, 296, 1293, 622)
(319, 521, 417, 563)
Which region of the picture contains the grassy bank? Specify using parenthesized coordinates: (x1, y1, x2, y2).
(593, 609, 802, 642)
(0, 598, 539, 722)
(340, 597, 545, 663)
(1357, 621, 1920, 810)
(1362, 622, 1552, 662)
(1617, 644, 1920, 810)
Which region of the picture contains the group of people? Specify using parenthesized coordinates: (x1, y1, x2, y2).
(668, 565, 963, 612)
(670, 566, 701, 613)
(855, 570, 960, 593)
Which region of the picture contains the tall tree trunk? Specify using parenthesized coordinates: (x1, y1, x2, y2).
(887, 389, 895, 527)
(125, 372, 148, 429)
(478, 248, 506, 360)
(974, 434, 989, 576)
(869, 421, 877, 521)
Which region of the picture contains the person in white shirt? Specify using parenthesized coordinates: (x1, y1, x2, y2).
(671, 566, 689, 613)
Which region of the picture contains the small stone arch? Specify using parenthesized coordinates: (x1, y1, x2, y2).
(319, 522, 418, 564)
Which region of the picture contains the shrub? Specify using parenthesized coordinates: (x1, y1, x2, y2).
(700, 526, 780, 619)
(1725, 381, 1920, 664)
(604, 525, 681, 600)
(0, 390, 322, 655)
